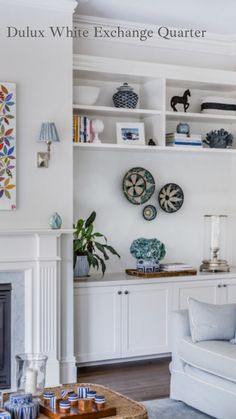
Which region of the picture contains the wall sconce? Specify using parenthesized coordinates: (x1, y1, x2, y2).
(37, 122, 60, 168)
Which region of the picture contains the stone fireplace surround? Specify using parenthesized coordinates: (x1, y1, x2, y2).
(0, 229, 76, 391)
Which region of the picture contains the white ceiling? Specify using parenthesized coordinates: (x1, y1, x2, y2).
(76, 0, 236, 35)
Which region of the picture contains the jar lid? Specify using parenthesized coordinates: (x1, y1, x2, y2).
(117, 83, 134, 92)
(43, 392, 54, 399)
(59, 401, 70, 407)
(68, 394, 78, 400)
(10, 394, 33, 404)
(95, 395, 105, 402)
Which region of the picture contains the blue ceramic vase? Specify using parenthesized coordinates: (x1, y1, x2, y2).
(74, 256, 90, 277)
(49, 212, 62, 229)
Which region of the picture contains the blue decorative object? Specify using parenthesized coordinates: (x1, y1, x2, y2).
(38, 123, 60, 143)
(4, 399, 39, 419)
(68, 394, 79, 403)
(77, 387, 89, 399)
(143, 205, 157, 221)
(130, 238, 166, 272)
(0, 411, 11, 419)
(43, 392, 54, 401)
(123, 167, 155, 205)
(10, 394, 32, 405)
(49, 212, 62, 229)
(95, 395, 105, 404)
(204, 129, 233, 149)
(74, 255, 90, 277)
(158, 183, 184, 213)
(113, 83, 138, 109)
(49, 397, 56, 410)
(87, 391, 97, 400)
(176, 123, 190, 135)
(59, 401, 70, 412)
(136, 259, 160, 273)
(61, 390, 68, 399)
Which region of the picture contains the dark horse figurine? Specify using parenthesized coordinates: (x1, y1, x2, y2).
(170, 89, 191, 112)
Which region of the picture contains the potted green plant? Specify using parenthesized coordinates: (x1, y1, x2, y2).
(73, 211, 120, 277)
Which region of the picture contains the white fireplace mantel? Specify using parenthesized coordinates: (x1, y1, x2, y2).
(0, 228, 76, 388)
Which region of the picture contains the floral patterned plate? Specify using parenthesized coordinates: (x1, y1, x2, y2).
(123, 167, 155, 205)
(158, 183, 184, 213)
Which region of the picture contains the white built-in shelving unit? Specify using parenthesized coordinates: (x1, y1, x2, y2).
(73, 54, 236, 154)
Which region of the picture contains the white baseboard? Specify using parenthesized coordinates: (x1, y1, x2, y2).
(60, 358, 77, 384)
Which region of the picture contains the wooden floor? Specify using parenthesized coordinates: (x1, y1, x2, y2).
(77, 357, 171, 402)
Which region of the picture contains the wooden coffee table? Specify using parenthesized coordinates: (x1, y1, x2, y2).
(41, 383, 147, 419)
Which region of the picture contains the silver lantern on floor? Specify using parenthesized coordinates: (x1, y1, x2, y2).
(200, 214, 230, 272)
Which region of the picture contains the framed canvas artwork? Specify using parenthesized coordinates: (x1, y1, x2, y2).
(0, 83, 16, 210)
(116, 122, 145, 146)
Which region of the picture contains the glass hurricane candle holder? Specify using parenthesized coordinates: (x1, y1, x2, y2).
(15, 353, 48, 396)
(200, 214, 230, 272)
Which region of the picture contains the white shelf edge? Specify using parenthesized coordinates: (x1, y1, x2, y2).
(166, 110, 236, 122)
(0, 228, 75, 235)
(73, 142, 236, 154)
(73, 104, 162, 116)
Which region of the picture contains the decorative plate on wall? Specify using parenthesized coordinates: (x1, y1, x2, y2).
(123, 167, 155, 205)
(143, 205, 157, 221)
(158, 183, 184, 213)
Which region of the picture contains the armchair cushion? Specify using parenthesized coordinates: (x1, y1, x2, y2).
(188, 298, 236, 342)
(179, 336, 236, 383)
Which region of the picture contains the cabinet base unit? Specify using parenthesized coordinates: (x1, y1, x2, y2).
(74, 270, 236, 364)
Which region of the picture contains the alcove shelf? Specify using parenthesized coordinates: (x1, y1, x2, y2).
(73, 104, 162, 117)
(73, 54, 236, 151)
(73, 142, 236, 154)
(165, 111, 236, 124)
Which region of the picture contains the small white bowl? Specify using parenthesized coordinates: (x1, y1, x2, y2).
(73, 86, 100, 105)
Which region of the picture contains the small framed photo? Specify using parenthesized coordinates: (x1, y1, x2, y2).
(116, 122, 145, 146)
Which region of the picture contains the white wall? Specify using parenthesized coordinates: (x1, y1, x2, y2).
(0, 2, 73, 228)
(74, 150, 233, 273)
(0, 0, 77, 384)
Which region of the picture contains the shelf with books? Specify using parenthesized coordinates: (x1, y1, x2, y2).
(73, 104, 162, 117)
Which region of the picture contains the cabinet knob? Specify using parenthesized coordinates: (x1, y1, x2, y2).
(118, 291, 122, 295)
(124, 290, 129, 295)
(223, 284, 227, 288)
(218, 284, 222, 288)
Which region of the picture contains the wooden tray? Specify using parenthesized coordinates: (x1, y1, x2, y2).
(126, 269, 197, 278)
(40, 402, 116, 419)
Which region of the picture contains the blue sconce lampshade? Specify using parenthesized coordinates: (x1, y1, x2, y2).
(39, 122, 60, 143)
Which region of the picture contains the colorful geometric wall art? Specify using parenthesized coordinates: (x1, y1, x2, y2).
(0, 83, 16, 210)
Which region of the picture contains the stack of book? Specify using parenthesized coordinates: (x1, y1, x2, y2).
(166, 133, 202, 147)
(73, 115, 93, 143)
(159, 263, 195, 272)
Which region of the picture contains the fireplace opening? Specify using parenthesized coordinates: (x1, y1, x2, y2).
(0, 284, 11, 389)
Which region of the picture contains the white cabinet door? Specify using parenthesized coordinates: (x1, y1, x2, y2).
(121, 283, 171, 357)
(74, 286, 121, 363)
(173, 280, 220, 310)
(221, 279, 236, 304)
